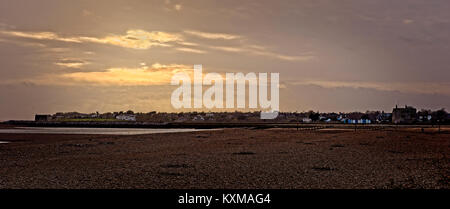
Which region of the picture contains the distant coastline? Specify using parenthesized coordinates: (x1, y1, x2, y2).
(2, 120, 447, 130)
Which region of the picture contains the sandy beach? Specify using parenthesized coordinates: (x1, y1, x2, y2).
(0, 127, 448, 189)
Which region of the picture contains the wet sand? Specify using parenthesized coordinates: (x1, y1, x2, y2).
(0, 127, 448, 189)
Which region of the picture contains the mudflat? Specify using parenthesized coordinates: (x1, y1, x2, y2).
(0, 127, 448, 189)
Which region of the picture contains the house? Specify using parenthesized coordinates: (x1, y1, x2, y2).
(392, 105, 417, 124)
(342, 118, 356, 124)
(376, 112, 391, 123)
(302, 118, 312, 123)
(418, 115, 432, 122)
(358, 119, 371, 124)
(193, 115, 205, 121)
(116, 114, 136, 121)
(64, 112, 89, 119)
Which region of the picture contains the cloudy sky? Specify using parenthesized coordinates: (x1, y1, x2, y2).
(0, 0, 449, 120)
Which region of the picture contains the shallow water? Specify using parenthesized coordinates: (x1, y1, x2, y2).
(0, 127, 212, 135)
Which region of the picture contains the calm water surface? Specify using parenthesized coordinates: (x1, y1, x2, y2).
(0, 127, 212, 135)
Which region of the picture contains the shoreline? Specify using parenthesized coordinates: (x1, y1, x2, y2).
(2, 120, 447, 130)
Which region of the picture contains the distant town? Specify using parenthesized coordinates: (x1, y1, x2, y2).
(32, 105, 449, 125)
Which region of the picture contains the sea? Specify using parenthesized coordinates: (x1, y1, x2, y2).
(0, 127, 211, 135)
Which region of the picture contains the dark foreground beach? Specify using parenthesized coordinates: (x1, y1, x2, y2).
(0, 126, 449, 189)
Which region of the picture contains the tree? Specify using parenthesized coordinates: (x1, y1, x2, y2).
(361, 114, 369, 120)
(308, 111, 320, 121)
(418, 109, 431, 122)
(435, 108, 447, 133)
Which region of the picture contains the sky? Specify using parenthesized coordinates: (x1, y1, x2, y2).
(0, 0, 449, 120)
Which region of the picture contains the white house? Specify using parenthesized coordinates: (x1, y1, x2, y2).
(193, 115, 205, 121)
(116, 114, 136, 121)
(302, 118, 312, 123)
